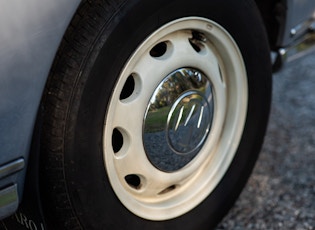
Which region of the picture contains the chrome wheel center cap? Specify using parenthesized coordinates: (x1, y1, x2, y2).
(167, 90, 211, 155)
(143, 68, 214, 172)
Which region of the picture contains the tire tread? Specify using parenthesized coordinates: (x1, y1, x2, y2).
(40, 1, 125, 229)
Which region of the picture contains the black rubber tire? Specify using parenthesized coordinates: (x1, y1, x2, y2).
(40, 0, 272, 229)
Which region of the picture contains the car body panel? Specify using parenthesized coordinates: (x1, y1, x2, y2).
(0, 0, 80, 207)
(282, 0, 315, 46)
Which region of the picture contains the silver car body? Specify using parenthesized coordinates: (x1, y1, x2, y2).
(0, 0, 80, 218)
(0, 0, 314, 220)
(284, 0, 315, 45)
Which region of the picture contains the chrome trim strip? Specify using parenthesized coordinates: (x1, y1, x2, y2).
(274, 22, 315, 70)
(0, 159, 25, 180)
(280, 30, 315, 63)
(0, 184, 19, 219)
(290, 19, 314, 38)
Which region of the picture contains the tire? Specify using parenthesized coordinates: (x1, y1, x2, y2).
(40, 0, 271, 229)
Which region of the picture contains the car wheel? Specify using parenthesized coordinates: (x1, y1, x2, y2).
(40, 0, 271, 229)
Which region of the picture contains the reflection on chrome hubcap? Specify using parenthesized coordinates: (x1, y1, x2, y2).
(167, 91, 211, 154)
(143, 68, 214, 172)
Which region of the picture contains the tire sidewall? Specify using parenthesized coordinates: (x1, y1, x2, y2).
(65, 0, 271, 229)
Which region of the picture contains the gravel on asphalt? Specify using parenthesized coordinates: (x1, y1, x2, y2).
(216, 54, 315, 230)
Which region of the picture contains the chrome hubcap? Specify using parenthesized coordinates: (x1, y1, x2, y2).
(143, 68, 214, 172)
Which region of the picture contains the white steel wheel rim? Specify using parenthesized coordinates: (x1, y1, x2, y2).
(103, 17, 248, 220)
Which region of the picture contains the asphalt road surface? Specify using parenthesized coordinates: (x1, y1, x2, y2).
(216, 54, 315, 229)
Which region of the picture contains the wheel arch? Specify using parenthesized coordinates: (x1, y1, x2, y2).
(254, 0, 287, 50)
